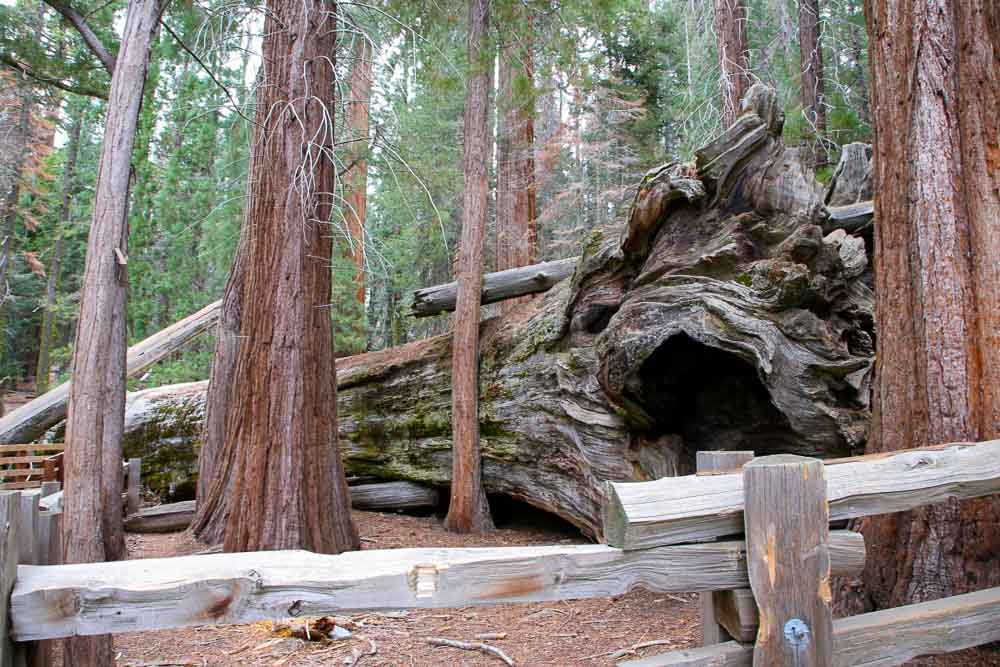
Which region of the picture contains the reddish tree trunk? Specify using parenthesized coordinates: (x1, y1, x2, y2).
(343, 39, 371, 306)
(714, 0, 750, 128)
(444, 0, 494, 533)
(495, 11, 537, 316)
(861, 0, 1000, 610)
(798, 0, 827, 168)
(61, 0, 160, 663)
(220, 0, 358, 553)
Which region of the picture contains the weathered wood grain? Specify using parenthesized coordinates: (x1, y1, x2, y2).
(823, 201, 873, 234)
(124, 500, 195, 533)
(714, 589, 758, 643)
(0, 445, 63, 455)
(10, 532, 864, 641)
(622, 586, 1000, 667)
(410, 257, 576, 317)
(0, 492, 18, 667)
(15, 493, 38, 566)
(604, 439, 1000, 549)
(0, 299, 220, 445)
(744, 455, 832, 666)
(697, 451, 754, 646)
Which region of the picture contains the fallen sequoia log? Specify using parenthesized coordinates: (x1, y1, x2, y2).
(119, 85, 876, 539)
(0, 299, 221, 445)
(410, 257, 578, 317)
(123, 481, 441, 532)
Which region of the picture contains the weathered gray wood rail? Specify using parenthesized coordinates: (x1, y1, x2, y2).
(9, 531, 865, 641)
(0, 300, 220, 444)
(410, 257, 577, 317)
(623, 586, 1000, 667)
(604, 439, 1000, 550)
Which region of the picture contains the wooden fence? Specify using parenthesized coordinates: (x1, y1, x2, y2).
(2, 441, 1000, 666)
(0, 443, 65, 491)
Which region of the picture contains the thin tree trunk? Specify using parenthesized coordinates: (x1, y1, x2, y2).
(61, 0, 160, 663)
(798, 0, 827, 168)
(343, 39, 371, 306)
(36, 107, 83, 395)
(861, 0, 1000, 611)
(220, 0, 358, 553)
(714, 0, 750, 128)
(495, 11, 537, 316)
(444, 0, 494, 534)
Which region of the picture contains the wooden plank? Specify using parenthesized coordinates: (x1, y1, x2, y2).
(744, 455, 832, 666)
(622, 586, 1000, 667)
(16, 493, 38, 566)
(0, 299, 220, 445)
(0, 492, 18, 667)
(604, 439, 1000, 549)
(410, 257, 577, 317)
(0, 457, 52, 466)
(124, 500, 195, 533)
(0, 469, 45, 479)
(9, 531, 864, 641)
(28, 511, 59, 667)
(697, 451, 754, 646)
(0, 445, 63, 454)
(126, 458, 141, 516)
(714, 589, 758, 643)
(37, 482, 58, 499)
(0, 483, 40, 491)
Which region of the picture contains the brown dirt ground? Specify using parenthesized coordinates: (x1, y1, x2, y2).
(111, 507, 701, 667)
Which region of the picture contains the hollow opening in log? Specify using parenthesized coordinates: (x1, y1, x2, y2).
(633, 333, 796, 468)
(486, 493, 585, 539)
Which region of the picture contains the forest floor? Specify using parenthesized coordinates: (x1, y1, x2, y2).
(110, 505, 702, 666)
(99, 504, 1000, 667)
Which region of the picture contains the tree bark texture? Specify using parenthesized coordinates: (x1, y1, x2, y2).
(714, 0, 750, 128)
(860, 0, 1000, 610)
(342, 39, 372, 307)
(126, 87, 875, 542)
(445, 0, 494, 534)
(61, 0, 160, 663)
(218, 0, 358, 554)
(798, 0, 827, 168)
(36, 107, 83, 395)
(495, 9, 537, 316)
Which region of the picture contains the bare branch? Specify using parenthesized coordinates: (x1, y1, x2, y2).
(42, 0, 116, 75)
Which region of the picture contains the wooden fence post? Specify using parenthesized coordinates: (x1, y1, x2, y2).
(743, 455, 833, 666)
(126, 458, 141, 516)
(697, 451, 755, 645)
(0, 491, 19, 667)
(15, 494, 38, 566)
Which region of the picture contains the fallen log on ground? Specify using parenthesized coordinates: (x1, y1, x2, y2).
(119, 85, 876, 539)
(410, 257, 578, 317)
(123, 481, 441, 533)
(0, 299, 221, 445)
(11, 530, 864, 640)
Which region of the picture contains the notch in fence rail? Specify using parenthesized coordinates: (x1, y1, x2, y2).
(743, 455, 833, 667)
(697, 451, 755, 646)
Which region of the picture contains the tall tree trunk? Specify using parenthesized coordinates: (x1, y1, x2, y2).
(343, 39, 371, 305)
(219, 0, 358, 553)
(61, 0, 160, 663)
(0, 74, 34, 415)
(714, 0, 750, 128)
(444, 0, 494, 534)
(36, 106, 83, 395)
(798, 0, 827, 168)
(495, 11, 537, 316)
(861, 0, 1000, 610)
(189, 221, 248, 544)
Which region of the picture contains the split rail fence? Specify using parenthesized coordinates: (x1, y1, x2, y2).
(2, 441, 1000, 666)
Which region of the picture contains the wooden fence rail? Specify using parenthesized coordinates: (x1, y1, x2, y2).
(3, 441, 1000, 667)
(604, 439, 1000, 550)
